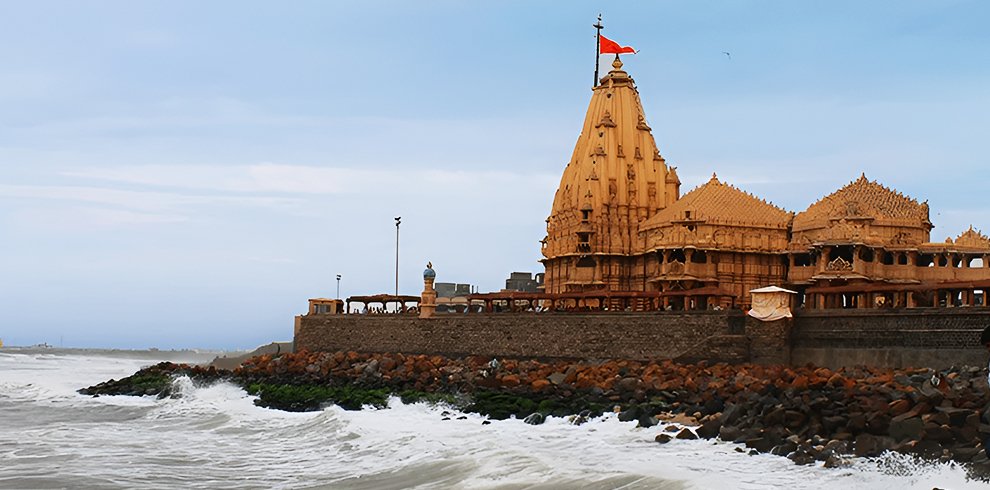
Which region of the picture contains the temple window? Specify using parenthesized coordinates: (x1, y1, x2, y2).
(691, 250, 708, 263)
(581, 210, 591, 223)
(669, 249, 686, 263)
(833, 245, 854, 263)
(859, 247, 875, 263)
(898, 253, 908, 265)
(576, 256, 596, 268)
(793, 253, 812, 267)
(916, 254, 934, 267)
(881, 252, 895, 265)
(938, 255, 948, 267)
(577, 233, 591, 253)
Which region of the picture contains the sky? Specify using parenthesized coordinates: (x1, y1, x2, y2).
(2, 1, 988, 349)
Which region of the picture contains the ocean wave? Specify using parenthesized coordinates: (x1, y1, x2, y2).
(1, 352, 987, 489)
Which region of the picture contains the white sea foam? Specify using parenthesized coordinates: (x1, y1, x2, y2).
(0, 350, 985, 489)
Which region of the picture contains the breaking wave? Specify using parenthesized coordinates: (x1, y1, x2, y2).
(0, 349, 984, 489)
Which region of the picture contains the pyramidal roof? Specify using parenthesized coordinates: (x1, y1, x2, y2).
(546, 57, 672, 228)
(641, 174, 793, 230)
(946, 226, 990, 250)
(793, 174, 930, 231)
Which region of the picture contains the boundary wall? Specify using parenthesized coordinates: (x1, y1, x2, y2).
(294, 308, 990, 369)
(295, 312, 747, 363)
(790, 308, 990, 368)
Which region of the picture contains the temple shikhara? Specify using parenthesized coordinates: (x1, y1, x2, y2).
(539, 56, 990, 311)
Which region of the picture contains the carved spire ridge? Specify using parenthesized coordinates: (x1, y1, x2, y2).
(545, 56, 671, 267)
(793, 173, 931, 232)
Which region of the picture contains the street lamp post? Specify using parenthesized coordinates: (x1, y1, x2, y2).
(336, 274, 341, 300)
(394, 216, 401, 312)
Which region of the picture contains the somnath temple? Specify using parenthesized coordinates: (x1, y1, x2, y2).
(539, 56, 990, 311)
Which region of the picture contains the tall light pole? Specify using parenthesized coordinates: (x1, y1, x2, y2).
(336, 274, 341, 300)
(394, 216, 401, 312)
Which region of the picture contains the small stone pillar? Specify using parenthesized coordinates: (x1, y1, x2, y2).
(420, 261, 437, 319)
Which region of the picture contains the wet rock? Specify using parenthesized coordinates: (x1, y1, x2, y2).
(530, 379, 551, 392)
(637, 414, 659, 428)
(655, 433, 672, 444)
(696, 418, 722, 439)
(854, 433, 894, 457)
(745, 437, 774, 453)
(788, 449, 815, 465)
(784, 410, 806, 429)
(823, 453, 850, 468)
(821, 440, 849, 458)
(617, 406, 641, 422)
(617, 377, 641, 393)
(923, 423, 954, 442)
(720, 403, 744, 426)
(888, 415, 924, 442)
(771, 441, 798, 456)
(935, 406, 974, 427)
(952, 446, 983, 462)
(719, 425, 742, 442)
(888, 398, 912, 416)
(675, 428, 698, 440)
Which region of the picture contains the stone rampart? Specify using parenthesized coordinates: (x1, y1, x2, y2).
(790, 308, 990, 369)
(295, 311, 747, 363)
(293, 308, 990, 369)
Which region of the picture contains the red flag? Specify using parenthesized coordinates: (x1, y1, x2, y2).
(599, 34, 636, 55)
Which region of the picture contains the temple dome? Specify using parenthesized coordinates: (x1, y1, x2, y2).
(641, 174, 793, 232)
(791, 174, 932, 246)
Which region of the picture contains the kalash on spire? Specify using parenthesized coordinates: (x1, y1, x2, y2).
(541, 26, 681, 295)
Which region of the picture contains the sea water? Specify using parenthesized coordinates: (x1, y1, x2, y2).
(0, 349, 984, 489)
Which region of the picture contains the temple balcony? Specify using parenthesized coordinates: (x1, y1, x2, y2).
(788, 266, 816, 283)
(659, 261, 717, 280)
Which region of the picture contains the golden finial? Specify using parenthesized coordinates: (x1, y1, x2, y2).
(612, 55, 623, 71)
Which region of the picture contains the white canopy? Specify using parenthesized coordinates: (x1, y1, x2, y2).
(749, 285, 797, 294)
(748, 286, 796, 321)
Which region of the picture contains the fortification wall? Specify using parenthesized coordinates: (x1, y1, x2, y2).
(295, 311, 747, 362)
(791, 308, 990, 369)
(293, 308, 989, 369)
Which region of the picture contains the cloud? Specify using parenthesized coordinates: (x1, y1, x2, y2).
(11, 206, 188, 229)
(0, 183, 301, 212)
(0, 164, 558, 232)
(62, 163, 558, 197)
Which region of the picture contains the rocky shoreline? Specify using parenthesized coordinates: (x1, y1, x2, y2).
(79, 350, 990, 478)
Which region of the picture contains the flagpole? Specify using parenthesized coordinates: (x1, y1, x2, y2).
(593, 14, 603, 88)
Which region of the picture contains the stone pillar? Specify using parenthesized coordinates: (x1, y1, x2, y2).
(745, 316, 792, 365)
(420, 262, 437, 319)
